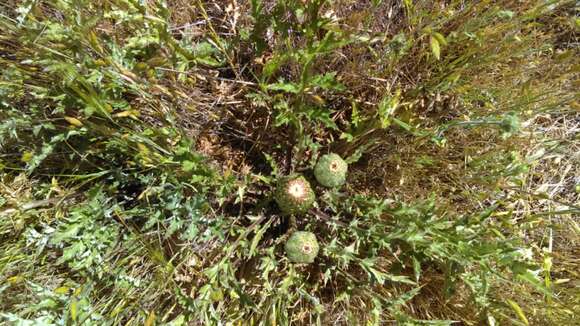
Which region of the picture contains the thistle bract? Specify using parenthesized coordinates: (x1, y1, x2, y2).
(274, 174, 315, 215)
(285, 231, 319, 264)
(314, 153, 348, 188)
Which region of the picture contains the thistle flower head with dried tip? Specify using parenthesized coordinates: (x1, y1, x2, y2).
(285, 231, 319, 264)
(274, 174, 315, 215)
(314, 153, 348, 188)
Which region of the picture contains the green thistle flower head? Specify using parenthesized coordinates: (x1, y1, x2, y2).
(314, 153, 348, 188)
(274, 174, 315, 215)
(500, 113, 521, 134)
(285, 231, 319, 264)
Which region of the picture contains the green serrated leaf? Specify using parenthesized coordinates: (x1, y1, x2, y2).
(430, 35, 441, 60)
(309, 72, 345, 91)
(267, 81, 300, 93)
(377, 90, 401, 128)
(249, 220, 272, 257)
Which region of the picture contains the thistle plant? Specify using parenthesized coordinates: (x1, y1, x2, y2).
(274, 174, 315, 215)
(314, 153, 348, 188)
(285, 231, 319, 264)
(0, 0, 576, 325)
(500, 113, 521, 135)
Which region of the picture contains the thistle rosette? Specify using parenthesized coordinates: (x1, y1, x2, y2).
(314, 153, 348, 188)
(285, 231, 319, 264)
(274, 174, 315, 215)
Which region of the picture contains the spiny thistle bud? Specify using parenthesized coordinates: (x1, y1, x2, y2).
(274, 174, 315, 215)
(285, 231, 319, 264)
(500, 113, 521, 134)
(314, 153, 348, 188)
